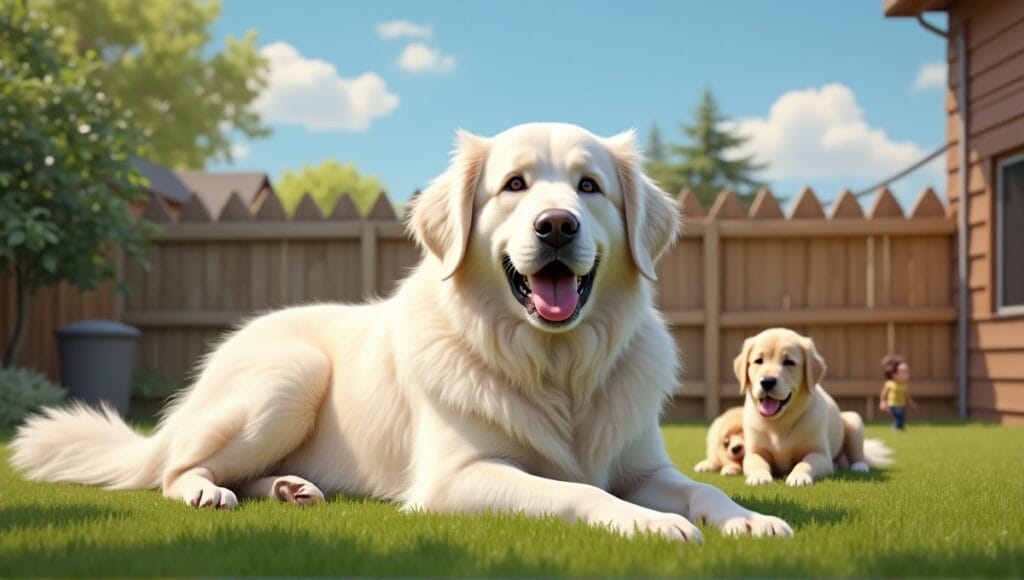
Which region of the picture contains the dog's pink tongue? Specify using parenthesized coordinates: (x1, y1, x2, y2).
(759, 397, 782, 417)
(528, 273, 578, 322)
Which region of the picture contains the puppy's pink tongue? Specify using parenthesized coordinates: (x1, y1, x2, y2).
(528, 273, 578, 322)
(759, 397, 782, 417)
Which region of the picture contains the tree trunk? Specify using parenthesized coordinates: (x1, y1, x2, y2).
(2, 272, 30, 368)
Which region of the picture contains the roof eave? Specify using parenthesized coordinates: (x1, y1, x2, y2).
(884, 0, 953, 17)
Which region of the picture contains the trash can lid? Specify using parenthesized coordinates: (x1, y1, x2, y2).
(55, 319, 141, 338)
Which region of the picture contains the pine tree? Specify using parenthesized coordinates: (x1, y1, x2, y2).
(647, 124, 666, 164)
(647, 88, 766, 207)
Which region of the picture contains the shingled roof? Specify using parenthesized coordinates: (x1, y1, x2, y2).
(133, 157, 192, 205)
(176, 171, 275, 215)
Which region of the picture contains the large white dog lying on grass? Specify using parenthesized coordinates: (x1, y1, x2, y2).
(13, 123, 792, 542)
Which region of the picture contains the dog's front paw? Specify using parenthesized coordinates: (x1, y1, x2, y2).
(785, 472, 814, 487)
(591, 506, 703, 543)
(694, 460, 716, 473)
(745, 472, 773, 486)
(720, 464, 742, 476)
(850, 461, 869, 473)
(721, 513, 794, 538)
(633, 513, 704, 543)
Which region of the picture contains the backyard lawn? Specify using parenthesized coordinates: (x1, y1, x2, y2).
(1, 421, 1021, 577)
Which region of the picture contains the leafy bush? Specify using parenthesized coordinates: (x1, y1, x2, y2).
(0, 367, 66, 427)
(1, 3, 156, 366)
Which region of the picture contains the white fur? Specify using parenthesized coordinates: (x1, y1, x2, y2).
(11, 123, 792, 541)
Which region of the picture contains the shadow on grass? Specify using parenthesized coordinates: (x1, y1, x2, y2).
(830, 468, 891, 483)
(864, 546, 1022, 577)
(727, 495, 850, 528)
(0, 504, 130, 532)
(0, 525, 562, 577)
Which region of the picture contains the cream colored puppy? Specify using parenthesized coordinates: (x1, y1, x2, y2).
(735, 328, 892, 486)
(12, 123, 791, 542)
(694, 406, 745, 476)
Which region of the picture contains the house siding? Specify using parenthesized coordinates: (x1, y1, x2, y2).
(948, 0, 1024, 422)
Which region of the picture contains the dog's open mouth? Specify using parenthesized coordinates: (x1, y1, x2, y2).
(502, 256, 598, 325)
(758, 392, 792, 418)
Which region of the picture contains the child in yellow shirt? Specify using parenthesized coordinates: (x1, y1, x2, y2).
(879, 354, 917, 431)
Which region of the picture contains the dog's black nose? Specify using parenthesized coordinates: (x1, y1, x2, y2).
(534, 209, 579, 248)
(731, 444, 743, 455)
(760, 377, 777, 390)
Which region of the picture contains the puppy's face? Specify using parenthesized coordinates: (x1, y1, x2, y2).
(720, 428, 745, 461)
(734, 328, 826, 420)
(409, 123, 680, 332)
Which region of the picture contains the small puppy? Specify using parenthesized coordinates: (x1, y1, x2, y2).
(694, 406, 745, 476)
(735, 328, 892, 486)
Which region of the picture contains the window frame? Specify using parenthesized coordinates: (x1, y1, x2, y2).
(996, 151, 1024, 316)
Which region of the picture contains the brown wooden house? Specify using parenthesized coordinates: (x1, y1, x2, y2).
(886, 0, 1024, 424)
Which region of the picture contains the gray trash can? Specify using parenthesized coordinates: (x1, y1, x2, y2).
(55, 319, 141, 416)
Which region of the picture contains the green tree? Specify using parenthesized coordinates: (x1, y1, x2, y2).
(647, 124, 667, 164)
(32, 0, 269, 169)
(0, 3, 155, 367)
(645, 124, 677, 196)
(647, 88, 767, 207)
(277, 161, 388, 217)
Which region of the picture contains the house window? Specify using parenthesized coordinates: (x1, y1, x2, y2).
(997, 153, 1024, 314)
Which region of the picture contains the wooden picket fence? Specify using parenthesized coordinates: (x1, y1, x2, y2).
(3, 186, 957, 419)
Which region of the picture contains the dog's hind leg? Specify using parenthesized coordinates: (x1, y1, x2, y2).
(840, 411, 869, 472)
(238, 475, 326, 505)
(161, 346, 331, 509)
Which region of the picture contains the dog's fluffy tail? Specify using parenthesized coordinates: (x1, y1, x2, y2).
(10, 402, 165, 489)
(863, 438, 894, 468)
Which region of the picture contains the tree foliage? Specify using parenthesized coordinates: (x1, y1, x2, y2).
(646, 88, 766, 207)
(32, 0, 269, 169)
(0, 2, 155, 366)
(277, 161, 388, 217)
(647, 124, 666, 164)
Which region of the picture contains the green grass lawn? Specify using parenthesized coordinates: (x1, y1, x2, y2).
(1, 421, 1022, 577)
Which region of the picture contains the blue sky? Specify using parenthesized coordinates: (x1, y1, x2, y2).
(210, 1, 950, 212)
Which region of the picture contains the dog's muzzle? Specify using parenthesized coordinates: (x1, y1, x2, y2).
(502, 255, 599, 327)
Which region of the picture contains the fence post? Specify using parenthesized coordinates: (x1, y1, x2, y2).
(362, 222, 377, 300)
(703, 221, 721, 420)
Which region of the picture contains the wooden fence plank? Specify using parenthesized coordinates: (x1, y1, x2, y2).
(703, 222, 721, 418)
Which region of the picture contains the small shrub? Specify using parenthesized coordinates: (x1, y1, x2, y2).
(0, 367, 66, 427)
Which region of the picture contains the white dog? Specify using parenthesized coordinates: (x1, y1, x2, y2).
(12, 123, 792, 542)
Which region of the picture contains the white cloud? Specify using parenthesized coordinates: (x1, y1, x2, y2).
(254, 42, 399, 132)
(230, 142, 250, 161)
(377, 20, 433, 40)
(912, 61, 947, 92)
(725, 83, 930, 185)
(398, 42, 456, 74)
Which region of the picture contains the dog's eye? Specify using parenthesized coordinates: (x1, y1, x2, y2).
(503, 175, 527, 192)
(578, 177, 601, 194)
(783, 359, 796, 367)
(753, 358, 763, 365)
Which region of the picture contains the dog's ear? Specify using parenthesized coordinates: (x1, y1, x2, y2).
(606, 130, 681, 281)
(801, 336, 827, 390)
(733, 337, 755, 394)
(407, 130, 489, 280)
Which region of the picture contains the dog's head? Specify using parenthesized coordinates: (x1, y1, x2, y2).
(408, 123, 680, 332)
(733, 328, 826, 420)
(721, 426, 745, 461)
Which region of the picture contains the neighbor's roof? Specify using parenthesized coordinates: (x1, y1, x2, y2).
(176, 171, 274, 214)
(132, 157, 192, 205)
(884, 0, 952, 17)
